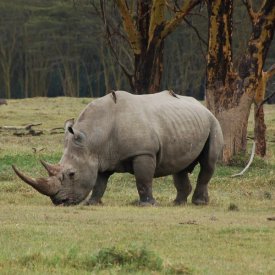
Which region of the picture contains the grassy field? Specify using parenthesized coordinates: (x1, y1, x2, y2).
(0, 97, 275, 274)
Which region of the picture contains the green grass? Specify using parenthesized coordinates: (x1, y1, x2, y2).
(0, 98, 275, 274)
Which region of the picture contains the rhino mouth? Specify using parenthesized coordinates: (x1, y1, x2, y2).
(50, 193, 84, 206)
(51, 196, 70, 206)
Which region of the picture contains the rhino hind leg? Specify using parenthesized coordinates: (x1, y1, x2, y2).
(192, 128, 221, 205)
(192, 162, 214, 205)
(133, 155, 156, 206)
(172, 171, 192, 205)
(86, 172, 112, 205)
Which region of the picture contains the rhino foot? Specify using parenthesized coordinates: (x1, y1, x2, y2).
(85, 199, 103, 206)
(192, 198, 208, 205)
(192, 193, 209, 205)
(173, 199, 187, 206)
(191, 184, 209, 205)
(139, 198, 156, 207)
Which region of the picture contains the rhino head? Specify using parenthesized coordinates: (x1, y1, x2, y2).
(12, 119, 98, 206)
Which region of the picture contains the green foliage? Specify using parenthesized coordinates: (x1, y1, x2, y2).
(14, 246, 189, 274)
(85, 247, 163, 272)
(227, 151, 271, 169)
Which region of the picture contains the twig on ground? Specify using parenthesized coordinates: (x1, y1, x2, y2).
(231, 141, 256, 177)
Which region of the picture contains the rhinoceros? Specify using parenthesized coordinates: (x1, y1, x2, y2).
(13, 90, 223, 206)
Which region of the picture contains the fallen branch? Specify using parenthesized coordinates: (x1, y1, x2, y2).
(50, 127, 64, 134)
(0, 123, 43, 136)
(32, 147, 45, 154)
(231, 141, 256, 177)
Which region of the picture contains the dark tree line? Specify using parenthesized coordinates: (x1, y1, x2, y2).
(1, 0, 273, 100)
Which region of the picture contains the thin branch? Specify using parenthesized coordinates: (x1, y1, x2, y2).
(256, 64, 275, 112)
(242, 0, 257, 22)
(183, 18, 207, 46)
(266, 64, 275, 79)
(105, 27, 134, 84)
(231, 141, 256, 177)
(256, 89, 275, 111)
(162, 0, 202, 40)
(148, 0, 165, 46)
(99, 0, 134, 87)
(115, 0, 141, 54)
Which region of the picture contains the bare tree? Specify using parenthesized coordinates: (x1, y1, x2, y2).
(96, 0, 202, 94)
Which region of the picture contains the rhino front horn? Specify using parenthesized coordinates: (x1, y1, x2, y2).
(12, 165, 61, 196)
(40, 160, 61, 176)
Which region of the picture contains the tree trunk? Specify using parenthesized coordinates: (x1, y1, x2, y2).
(206, 0, 275, 162)
(254, 104, 266, 157)
(133, 0, 164, 94)
(134, 40, 164, 94)
(207, 85, 253, 162)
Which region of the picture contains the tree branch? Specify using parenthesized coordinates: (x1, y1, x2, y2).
(161, 0, 202, 40)
(266, 64, 275, 80)
(242, 0, 257, 22)
(255, 64, 275, 111)
(148, 0, 165, 47)
(98, 0, 134, 88)
(183, 18, 207, 46)
(257, 89, 275, 110)
(115, 0, 141, 54)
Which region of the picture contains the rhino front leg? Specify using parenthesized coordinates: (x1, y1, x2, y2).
(133, 155, 156, 206)
(86, 172, 113, 205)
(173, 171, 192, 205)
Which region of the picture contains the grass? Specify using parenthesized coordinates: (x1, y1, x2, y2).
(0, 97, 275, 274)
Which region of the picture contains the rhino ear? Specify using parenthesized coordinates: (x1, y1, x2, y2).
(64, 118, 74, 132)
(68, 126, 74, 135)
(68, 127, 86, 144)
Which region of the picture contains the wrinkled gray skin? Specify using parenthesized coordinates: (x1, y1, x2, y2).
(14, 91, 224, 206)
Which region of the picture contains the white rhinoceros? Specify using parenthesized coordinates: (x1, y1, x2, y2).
(13, 91, 223, 206)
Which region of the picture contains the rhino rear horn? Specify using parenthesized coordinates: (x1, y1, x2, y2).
(40, 160, 61, 176)
(12, 165, 61, 196)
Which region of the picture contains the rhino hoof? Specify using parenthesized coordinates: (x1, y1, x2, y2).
(139, 198, 156, 207)
(173, 199, 187, 206)
(86, 199, 103, 206)
(192, 198, 209, 205)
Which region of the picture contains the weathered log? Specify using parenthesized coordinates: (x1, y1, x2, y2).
(49, 127, 64, 134)
(0, 123, 43, 136)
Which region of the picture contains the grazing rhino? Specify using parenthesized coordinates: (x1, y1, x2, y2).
(13, 91, 223, 206)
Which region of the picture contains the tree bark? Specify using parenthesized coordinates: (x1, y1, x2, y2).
(254, 104, 266, 157)
(206, 0, 275, 163)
